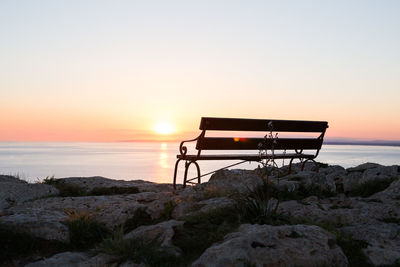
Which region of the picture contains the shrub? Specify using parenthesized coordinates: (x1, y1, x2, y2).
(235, 179, 284, 225)
(96, 230, 181, 266)
(66, 212, 111, 250)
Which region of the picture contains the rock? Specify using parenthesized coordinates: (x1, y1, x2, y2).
(55, 176, 173, 193)
(205, 169, 264, 195)
(172, 197, 235, 219)
(1, 192, 172, 242)
(344, 165, 399, 192)
(341, 223, 400, 266)
(25, 252, 143, 267)
(124, 220, 184, 255)
(347, 163, 383, 172)
(370, 179, 400, 200)
(25, 252, 90, 267)
(343, 172, 363, 192)
(0, 175, 26, 183)
(282, 171, 336, 192)
(279, 195, 399, 226)
(360, 165, 399, 184)
(0, 182, 59, 211)
(192, 224, 348, 267)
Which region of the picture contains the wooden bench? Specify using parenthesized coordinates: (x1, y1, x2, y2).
(173, 117, 328, 189)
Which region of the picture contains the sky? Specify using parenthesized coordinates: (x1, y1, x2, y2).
(1, 0, 399, 142)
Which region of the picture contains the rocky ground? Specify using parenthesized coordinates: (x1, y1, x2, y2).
(1, 162, 399, 266)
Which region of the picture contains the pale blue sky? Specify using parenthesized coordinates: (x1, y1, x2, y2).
(1, 0, 399, 141)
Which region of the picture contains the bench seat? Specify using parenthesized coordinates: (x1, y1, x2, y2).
(177, 153, 315, 161)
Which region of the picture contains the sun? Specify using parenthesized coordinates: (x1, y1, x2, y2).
(154, 121, 175, 135)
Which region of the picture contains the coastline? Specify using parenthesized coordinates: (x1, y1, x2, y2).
(1, 162, 400, 266)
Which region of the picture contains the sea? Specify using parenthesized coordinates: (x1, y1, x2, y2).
(0, 142, 399, 184)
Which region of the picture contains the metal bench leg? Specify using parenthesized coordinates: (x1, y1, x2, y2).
(183, 160, 201, 188)
(301, 159, 319, 173)
(288, 158, 295, 174)
(173, 159, 182, 190)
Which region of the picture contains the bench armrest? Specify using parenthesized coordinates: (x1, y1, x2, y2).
(179, 130, 205, 158)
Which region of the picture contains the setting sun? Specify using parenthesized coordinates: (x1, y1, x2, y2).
(154, 121, 175, 135)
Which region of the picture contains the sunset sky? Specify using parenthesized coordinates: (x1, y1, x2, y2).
(1, 1, 399, 142)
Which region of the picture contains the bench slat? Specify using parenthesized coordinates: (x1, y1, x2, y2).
(177, 153, 315, 160)
(200, 117, 328, 132)
(196, 137, 323, 150)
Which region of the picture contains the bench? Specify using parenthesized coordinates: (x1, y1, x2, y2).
(173, 117, 329, 189)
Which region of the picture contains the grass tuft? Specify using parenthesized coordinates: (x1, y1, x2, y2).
(124, 208, 154, 233)
(65, 212, 111, 250)
(96, 230, 182, 266)
(235, 179, 285, 225)
(89, 186, 139, 196)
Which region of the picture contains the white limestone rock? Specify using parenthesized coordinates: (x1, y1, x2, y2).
(124, 220, 184, 255)
(0, 181, 58, 212)
(192, 224, 348, 267)
(341, 223, 400, 266)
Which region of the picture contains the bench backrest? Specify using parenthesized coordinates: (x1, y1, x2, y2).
(196, 117, 328, 151)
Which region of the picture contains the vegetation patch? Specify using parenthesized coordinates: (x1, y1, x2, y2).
(89, 186, 139, 196)
(66, 212, 111, 250)
(0, 223, 67, 264)
(379, 217, 400, 225)
(348, 178, 397, 198)
(96, 231, 181, 267)
(329, 205, 352, 210)
(124, 207, 154, 233)
(235, 179, 286, 225)
(42, 177, 86, 197)
(172, 207, 239, 264)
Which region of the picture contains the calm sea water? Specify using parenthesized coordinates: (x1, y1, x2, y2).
(0, 142, 399, 184)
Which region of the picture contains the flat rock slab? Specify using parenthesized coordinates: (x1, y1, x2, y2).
(56, 176, 173, 193)
(0, 181, 58, 211)
(341, 223, 400, 266)
(192, 224, 348, 267)
(1, 191, 172, 242)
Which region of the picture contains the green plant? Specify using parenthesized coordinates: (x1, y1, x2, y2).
(159, 201, 175, 221)
(66, 212, 111, 250)
(348, 178, 397, 198)
(124, 208, 154, 233)
(96, 230, 182, 266)
(235, 179, 285, 225)
(42, 177, 86, 197)
(379, 217, 400, 225)
(329, 205, 352, 210)
(89, 186, 139, 196)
